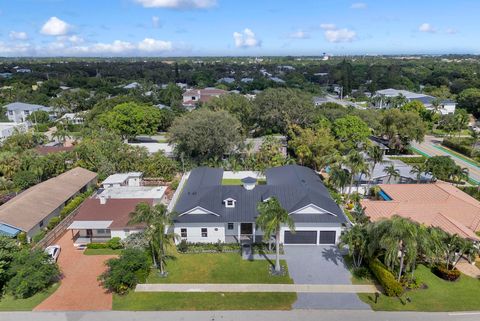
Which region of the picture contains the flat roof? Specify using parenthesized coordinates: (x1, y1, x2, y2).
(97, 186, 167, 199)
(102, 172, 143, 185)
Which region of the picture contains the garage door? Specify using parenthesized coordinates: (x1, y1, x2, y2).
(284, 231, 317, 244)
(319, 231, 336, 244)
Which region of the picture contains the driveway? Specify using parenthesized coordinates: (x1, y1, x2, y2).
(284, 245, 370, 310)
(34, 232, 117, 311)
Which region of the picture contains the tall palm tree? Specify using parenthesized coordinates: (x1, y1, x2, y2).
(329, 165, 350, 193)
(410, 163, 426, 184)
(129, 203, 178, 275)
(344, 150, 368, 196)
(366, 145, 384, 192)
(339, 224, 369, 268)
(384, 163, 400, 184)
(256, 197, 295, 273)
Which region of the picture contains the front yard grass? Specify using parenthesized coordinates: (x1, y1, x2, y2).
(0, 283, 59, 311)
(358, 264, 480, 311)
(83, 248, 123, 255)
(147, 252, 293, 284)
(113, 292, 296, 311)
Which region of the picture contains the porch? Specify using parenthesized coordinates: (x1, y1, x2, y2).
(67, 220, 113, 247)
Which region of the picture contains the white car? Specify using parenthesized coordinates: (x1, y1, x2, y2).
(45, 245, 61, 262)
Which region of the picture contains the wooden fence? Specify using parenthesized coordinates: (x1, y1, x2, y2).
(33, 207, 79, 250)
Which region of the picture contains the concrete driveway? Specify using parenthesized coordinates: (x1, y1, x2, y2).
(284, 245, 370, 310)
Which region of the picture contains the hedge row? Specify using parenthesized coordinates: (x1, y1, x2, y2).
(177, 240, 241, 253)
(60, 188, 94, 219)
(389, 156, 427, 164)
(86, 237, 123, 250)
(442, 138, 474, 157)
(369, 259, 404, 297)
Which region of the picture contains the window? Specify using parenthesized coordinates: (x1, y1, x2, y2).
(227, 200, 234, 206)
(227, 223, 234, 230)
(97, 229, 106, 234)
(124, 229, 130, 236)
(8, 110, 13, 115)
(181, 228, 187, 238)
(201, 228, 208, 237)
(224, 198, 236, 208)
(24, 110, 30, 115)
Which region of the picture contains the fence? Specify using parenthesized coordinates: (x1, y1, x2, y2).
(32, 207, 79, 250)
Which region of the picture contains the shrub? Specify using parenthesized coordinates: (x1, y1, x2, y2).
(60, 189, 94, 219)
(389, 156, 426, 165)
(123, 232, 149, 250)
(177, 240, 188, 253)
(170, 178, 180, 190)
(442, 138, 474, 157)
(99, 249, 149, 294)
(352, 266, 371, 280)
(47, 217, 61, 230)
(107, 237, 123, 250)
(176, 242, 240, 253)
(86, 242, 109, 249)
(32, 230, 46, 243)
(432, 264, 461, 281)
(369, 259, 404, 297)
(6, 250, 60, 299)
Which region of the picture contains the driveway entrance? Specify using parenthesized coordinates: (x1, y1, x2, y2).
(284, 245, 370, 310)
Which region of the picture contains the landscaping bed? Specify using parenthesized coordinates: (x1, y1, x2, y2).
(358, 264, 480, 311)
(176, 241, 240, 253)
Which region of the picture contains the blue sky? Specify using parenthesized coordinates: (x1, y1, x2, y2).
(0, 0, 478, 56)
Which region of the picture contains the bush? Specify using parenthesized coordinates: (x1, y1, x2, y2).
(60, 189, 94, 219)
(175, 242, 241, 253)
(86, 242, 109, 249)
(369, 259, 404, 297)
(432, 264, 461, 281)
(352, 266, 371, 280)
(177, 240, 188, 253)
(389, 156, 426, 165)
(32, 230, 46, 243)
(123, 232, 149, 250)
(99, 248, 149, 294)
(47, 217, 61, 231)
(442, 138, 474, 157)
(107, 237, 123, 250)
(6, 250, 60, 299)
(170, 178, 180, 190)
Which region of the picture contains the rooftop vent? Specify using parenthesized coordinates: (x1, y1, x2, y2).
(241, 176, 257, 190)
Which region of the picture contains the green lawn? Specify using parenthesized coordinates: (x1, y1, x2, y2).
(221, 178, 266, 185)
(113, 292, 296, 311)
(0, 283, 59, 311)
(147, 252, 293, 284)
(83, 248, 123, 255)
(358, 265, 480, 311)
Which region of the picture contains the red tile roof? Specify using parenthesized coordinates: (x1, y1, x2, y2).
(361, 183, 480, 241)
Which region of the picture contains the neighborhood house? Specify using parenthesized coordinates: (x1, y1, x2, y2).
(172, 165, 349, 245)
(4, 102, 52, 123)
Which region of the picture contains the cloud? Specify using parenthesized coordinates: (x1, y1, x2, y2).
(135, 0, 216, 9)
(41, 17, 71, 36)
(350, 2, 367, 9)
(152, 16, 161, 28)
(9, 31, 28, 40)
(233, 28, 261, 48)
(418, 23, 436, 33)
(446, 28, 458, 35)
(320, 23, 336, 30)
(288, 29, 310, 39)
(320, 24, 356, 42)
(137, 38, 172, 52)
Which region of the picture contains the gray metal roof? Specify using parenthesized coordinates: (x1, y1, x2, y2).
(5, 102, 51, 111)
(173, 165, 347, 224)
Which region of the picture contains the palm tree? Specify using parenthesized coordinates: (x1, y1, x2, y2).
(129, 203, 178, 275)
(384, 163, 400, 184)
(410, 163, 426, 183)
(339, 224, 369, 268)
(344, 150, 368, 196)
(329, 165, 350, 193)
(256, 197, 295, 273)
(366, 145, 384, 192)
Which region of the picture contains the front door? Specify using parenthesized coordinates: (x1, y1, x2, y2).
(86, 229, 93, 240)
(240, 223, 253, 235)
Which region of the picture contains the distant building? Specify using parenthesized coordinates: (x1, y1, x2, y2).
(0, 122, 29, 141)
(123, 82, 140, 89)
(217, 77, 235, 84)
(4, 102, 52, 123)
(241, 77, 254, 83)
(374, 88, 456, 115)
(182, 88, 228, 108)
(0, 72, 12, 79)
(60, 112, 85, 125)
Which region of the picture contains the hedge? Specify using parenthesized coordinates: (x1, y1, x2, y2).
(369, 259, 404, 297)
(60, 188, 94, 219)
(389, 156, 426, 164)
(86, 237, 124, 250)
(442, 138, 474, 157)
(432, 264, 461, 281)
(177, 240, 241, 253)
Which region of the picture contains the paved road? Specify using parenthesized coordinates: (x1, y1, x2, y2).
(2, 310, 480, 321)
(411, 135, 480, 184)
(136, 283, 378, 293)
(284, 245, 371, 310)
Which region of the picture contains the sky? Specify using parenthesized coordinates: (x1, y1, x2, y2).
(0, 0, 479, 57)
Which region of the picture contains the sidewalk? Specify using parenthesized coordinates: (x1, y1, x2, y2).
(456, 260, 480, 278)
(136, 283, 379, 293)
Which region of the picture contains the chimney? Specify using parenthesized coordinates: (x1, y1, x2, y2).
(241, 177, 257, 190)
(99, 195, 107, 205)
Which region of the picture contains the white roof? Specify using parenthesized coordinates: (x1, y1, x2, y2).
(102, 172, 143, 185)
(68, 220, 112, 229)
(375, 88, 427, 99)
(97, 186, 167, 199)
(128, 142, 174, 155)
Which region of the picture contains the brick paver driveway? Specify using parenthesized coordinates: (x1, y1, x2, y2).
(34, 232, 117, 311)
(284, 245, 371, 310)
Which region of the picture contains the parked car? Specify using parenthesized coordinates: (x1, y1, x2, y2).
(45, 245, 61, 262)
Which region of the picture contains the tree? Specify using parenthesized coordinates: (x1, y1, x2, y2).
(141, 151, 178, 181)
(328, 165, 350, 193)
(0, 237, 17, 291)
(204, 94, 253, 132)
(400, 100, 426, 115)
(366, 145, 384, 191)
(332, 115, 370, 149)
(425, 156, 457, 181)
(51, 89, 94, 113)
(159, 83, 183, 106)
(457, 88, 480, 117)
(410, 163, 427, 183)
(129, 203, 177, 275)
(340, 224, 369, 268)
(288, 125, 338, 171)
(344, 150, 368, 196)
(379, 109, 426, 152)
(252, 88, 315, 135)
(6, 249, 60, 299)
(99, 102, 163, 139)
(256, 198, 294, 273)
(252, 136, 288, 172)
(440, 233, 478, 270)
(168, 109, 242, 162)
(384, 164, 400, 183)
(26, 110, 50, 124)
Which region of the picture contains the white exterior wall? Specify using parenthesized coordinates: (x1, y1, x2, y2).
(0, 122, 28, 140)
(127, 177, 141, 187)
(280, 223, 343, 245)
(111, 229, 144, 240)
(174, 223, 225, 243)
(442, 103, 456, 114)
